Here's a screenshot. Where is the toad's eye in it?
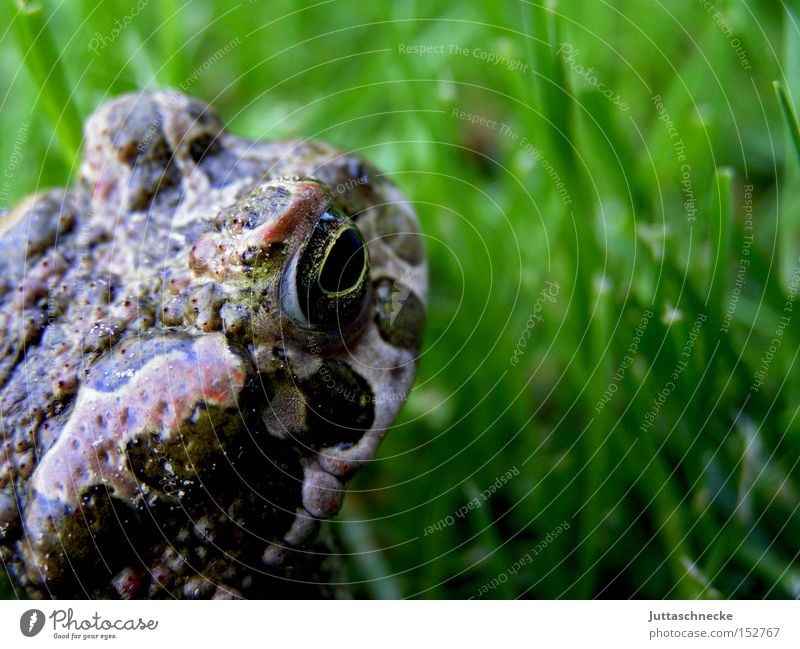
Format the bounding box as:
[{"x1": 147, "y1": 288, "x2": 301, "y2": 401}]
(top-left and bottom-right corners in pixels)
[
  {"x1": 317, "y1": 226, "x2": 366, "y2": 294},
  {"x1": 283, "y1": 207, "x2": 369, "y2": 330}
]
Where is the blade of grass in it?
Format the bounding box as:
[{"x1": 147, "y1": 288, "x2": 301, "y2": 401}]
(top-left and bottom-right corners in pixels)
[
  {"x1": 774, "y1": 81, "x2": 800, "y2": 167},
  {"x1": 706, "y1": 167, "x2": 734, "y2": 336},
  {"x1": 157, "y1": 0, "x2": 185, "y2": 87},
  {"x1": 463, "y1": 481, "x2": 516, "y2": 599},
  {"x1": 775, "y1": 78, "x2": 800, "y2": 286},
  {"x1": 8, "y1": 0, "x2": 82, "y2": 169},
  {"x1": 527, "y1": 0, "x2": 613, "y2": 598},
  {"x1": 737, "y1": 538, "x2": 800, "y2": 597},
  {"x1": 622, "y1": 411, "x2": 701, "y2": 598},
  {"x1": 337, "y1": 501, "x2": 403, "y2": 600}
]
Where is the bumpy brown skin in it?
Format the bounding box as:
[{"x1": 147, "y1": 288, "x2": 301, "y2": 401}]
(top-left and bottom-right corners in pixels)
[{"x1": 0, "y1": 91, "x2": 426, "y2": 598}]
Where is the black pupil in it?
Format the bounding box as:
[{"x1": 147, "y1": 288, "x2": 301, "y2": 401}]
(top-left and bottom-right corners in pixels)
[{"x1": 318, "y1": 228, "x2": 365, "y2": 293}]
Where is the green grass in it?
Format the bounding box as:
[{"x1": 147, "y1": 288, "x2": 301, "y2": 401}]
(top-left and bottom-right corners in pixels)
[{"x1": 2, "y1": 0, "x2": 800, "y2": 599}]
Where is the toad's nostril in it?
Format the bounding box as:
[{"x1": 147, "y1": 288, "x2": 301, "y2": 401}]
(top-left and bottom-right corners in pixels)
[{"x1": 188, "y1": 133, "x2": 221, "y2": 164}]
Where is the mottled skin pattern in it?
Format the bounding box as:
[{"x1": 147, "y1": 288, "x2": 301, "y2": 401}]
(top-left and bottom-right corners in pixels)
[{"x1": 0, "y1": 91, "x2": 426, "y2": 598}]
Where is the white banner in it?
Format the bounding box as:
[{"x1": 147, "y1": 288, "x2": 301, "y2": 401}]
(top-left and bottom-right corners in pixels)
[{"x1": 0, "y1": 600, "x2": 798, "y2": 648}]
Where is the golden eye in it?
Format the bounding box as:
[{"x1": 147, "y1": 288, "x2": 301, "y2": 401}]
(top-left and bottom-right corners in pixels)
[
  {"x1": 285, "y1": 207, "x2": 369, "y2": 330},
  {"x1": 317, "y1": 226, "x2": 367, "y2": 295}
]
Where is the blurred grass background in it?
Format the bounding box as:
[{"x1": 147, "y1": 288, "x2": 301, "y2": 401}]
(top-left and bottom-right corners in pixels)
[{"x1": 2, "y1": 0, "x2": 800, "y2": 599}]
